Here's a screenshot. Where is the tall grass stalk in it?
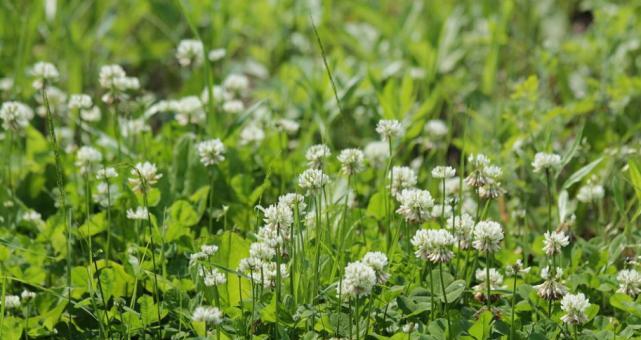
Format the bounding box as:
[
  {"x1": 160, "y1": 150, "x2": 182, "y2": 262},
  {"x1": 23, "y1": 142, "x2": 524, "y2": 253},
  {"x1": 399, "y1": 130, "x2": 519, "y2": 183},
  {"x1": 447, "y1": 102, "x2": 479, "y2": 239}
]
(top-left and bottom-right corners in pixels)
[{"x1": 41, "y1": 82, "x2": 74, "y2": 336}]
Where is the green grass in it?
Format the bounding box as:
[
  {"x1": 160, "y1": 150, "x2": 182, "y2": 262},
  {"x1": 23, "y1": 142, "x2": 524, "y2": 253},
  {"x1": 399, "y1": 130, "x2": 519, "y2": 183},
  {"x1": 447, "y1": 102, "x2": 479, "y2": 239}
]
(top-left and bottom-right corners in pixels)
[{"x1": 1, "y1": 0, "x2": 641, "y2": 339}]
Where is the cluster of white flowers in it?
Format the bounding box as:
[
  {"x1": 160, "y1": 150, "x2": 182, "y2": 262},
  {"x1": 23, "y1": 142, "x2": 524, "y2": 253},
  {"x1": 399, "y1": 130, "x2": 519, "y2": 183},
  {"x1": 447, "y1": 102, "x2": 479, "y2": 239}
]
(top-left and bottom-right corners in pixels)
[
  {"x1": 576, "y1": 181, "x2": 605, "y2": 203},
  {"x1": 239, "y1": 124, "x2": 265, "y2": 146},
  {"x1": 376, "y1": 119, "x2": 403, "y2": 141},
  {"x1": 201, "y1": 267, "x2": 227, "y2": 287},
  {"x1": 176, "y1": 39, "x2": 204, "y2": 67},
  {"x1": 448, "y1": 213, "x2": 474, "y2": 249},
  {"x1": 75, "y1": 146, "x2": 102, "y2": 175},
  {"x1": 68, "y1": 94, "x2": 93, "y2": 110},
  {"x1": 560, "y1": 293, "x2": 590, "y2": 325},
  {"x1": 99, "y1": 64, "x2": 140, "y2": 103},
  {"x1": 197, "y1": 139, "x2": 226, "y2": 166},
  {"x1": 431, "y1": 166, "x2": 456, "y2": 179},
  {"x1": 120, "y1": 118, "x2": 149, "y2": 138},
  {"x1": 1, "y1": 295, "x2": 21, "y2": 309},
  {"x1": 192, "y1": 306, "x2": 223, "y2": 325},
  {"x1": 30, "y1": 62, "x2": 59, "y2": 89},
  {"x1": 535, "y1": 266, "x2": 567, "y2": 300},
  {"x1": 473, "y1": 267, "x2": 504, "y2": 298},
  {"x1": 424, "y1": 119, "x2": 448, "y2": 138},
  {"x1": 464, "y1": 154, "x2": 503, "y2": 199},
  {"x1": 389, "y1": 166, "x2": 417, "y2": 197},
  {"x1": 94, "y1": 182, "x2": 119, "y2": 207},
  {"x1": 305, "y1": 144, "x2": 331, "y2": 169},
  {"x1": 472, "y1": 220, "x2": 504, "y2": 253},
  {"x1": 126, "y1": 206, "x2": 148, "y2": 220},
  {"x1": 338, "y1": 261, "x2": 377, "y2": 298},
  {"x1": 278, "y1": 193, "x2": 306, "y2": 211},
  {"x1": 298, "y1": 168, "x2": 330, "y2": 193},
  {"x1": 337, "y1": 148, "x2": 365, "y2": 176},
  {"x1": 364, "y1": 141, "x2": 389, "y2": 167},
  {"x1": 617, "y1": 269, "x2": 641, "y2": 296},
  {"x1": 22, "y1": 210, "x2": 43, "y2": 225},
  {"x1": 0, "y1": 101, "x2": 34, "y2": 131},
  {"x1": 362, "y1": 251, "x2": 389, "y2": 284},
  {"x1": 411, "y1": 229, "x2": 456, "y2": 263},
  {"x1": 395, "y1": 188, "x2": 434, "y2": 224},
  {"x1": 532, "y1": 152, "x2": 562, "y2": 173},
  {"x1": 129, "y1": 162, "x2": 162, "y2": 193},
  {"x1": 505, "y1": 259, "x2": 531, "y2": 277},
  {"x1": 543, "y1": 231, "x2": 570, "y2": 256},
  {"x1": 257, "y1": 202, "x2": 294, "y2": 248}
]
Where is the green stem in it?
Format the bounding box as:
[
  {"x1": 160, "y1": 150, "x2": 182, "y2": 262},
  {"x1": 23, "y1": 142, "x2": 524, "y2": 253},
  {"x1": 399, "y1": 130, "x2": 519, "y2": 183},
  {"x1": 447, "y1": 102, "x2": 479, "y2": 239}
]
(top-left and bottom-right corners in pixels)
[
  {"x1": 510, "y1": 271, "x2": 517, "y2": 340},
  {"x1": 439, "y1": 262, "x2": 452, "y2": 339},
  {"x1": 486, "y1": 251, "x2": 491, "y2": 309}
]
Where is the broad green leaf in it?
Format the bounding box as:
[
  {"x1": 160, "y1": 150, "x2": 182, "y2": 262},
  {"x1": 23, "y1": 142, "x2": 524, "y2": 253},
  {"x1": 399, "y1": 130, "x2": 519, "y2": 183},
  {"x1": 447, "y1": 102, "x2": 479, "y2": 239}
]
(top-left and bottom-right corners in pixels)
[{"x1": 561, "y1": 157, "x2": 603, "y2": 190}]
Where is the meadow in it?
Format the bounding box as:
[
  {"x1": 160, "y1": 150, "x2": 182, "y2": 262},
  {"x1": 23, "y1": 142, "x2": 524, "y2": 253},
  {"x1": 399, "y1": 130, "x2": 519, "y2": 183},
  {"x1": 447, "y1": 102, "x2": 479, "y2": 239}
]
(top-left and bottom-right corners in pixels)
[{"x1": 1, "y1": 0, "x2": 641, "y2": 339}]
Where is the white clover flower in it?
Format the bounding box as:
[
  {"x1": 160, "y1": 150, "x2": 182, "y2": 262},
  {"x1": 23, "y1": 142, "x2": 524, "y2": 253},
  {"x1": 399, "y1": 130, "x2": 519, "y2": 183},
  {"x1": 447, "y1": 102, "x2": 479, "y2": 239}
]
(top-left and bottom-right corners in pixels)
[
  {"x1": 473, "y1": 220, "x2": 504, "y2": 253},
  {"x1": 337, "y1": 148, "x2": 365, "y2": 176},
  {"x1": 298, "y1": 168, "x2": 329, "y2": 193},
  {"x1": 483, "y1": 165, "x2": 502, "y2": 179},
  {"x1": 176, "y1": 39, "x2": 204, "y2": 67},
  {"x1": 96, "y1": 167, "x2": 118, "y2": 180},
  {"x1": 261, "y1": 203, "x2": 293, "y2": 230},
  {"x1": 238, "y1": 257, "x2": 263, "y2": 273},
  {"x1": 0, "y1": 77, "x2": 13, "y2": 92},
  {"x1": 208, "y1": 48, "x2": 226, "y2": 62},
  {"x1": 278, "y1": 193, "x2": 307, "y2": 211},
  {"x1": 425, "y1": 119, "x2": 448, "y2": 137},
  {"x1": 376, "y1": 119, "x2": 403, "y2": 141},
  {"x1": 411, "y1": 229, "x2": 456, "y2": 263},
  {"x1": 120, "y1": 118, "x2": 149, "y2": 138},
  {"x1": 192, "y1": 306, "x2": 223, "y2": 325},
  {"x1": 68, "y1": 94, "x2": 93, "y2": 110},
  {"x1": 364, "y1": 141, "x2": 390, "y2": 167},
  {"x1": 222, "y1": 99, "x2": 244, "y2": 114},
  {"x1": 197, "y1": 139, "x2": 225, "y2": 166},
  {"x1": 443, "y1": 177, "x2": 462, "y2": 196},
  {"x1": 362, "y1": 251, "x2": 389, "y2": 284},
  {"x1": 505, "y1": 259, "x2": 531, "y2": 277},
  {"x1": 99, "y1": 65, "x2": 127, "y2": 89},
  {"x1": 252, "y1": 262, "x2": 289, "y2": 288},
  {"x1": 80, "y1": 106, "x2": 101, "y2": 122},
  {"x1": 30, "y1": 62, "x2": 59, "y2": 89},
  {"x1": 532, "y1": 152, "x2": 562, "y2": 173},
  {"x1": 223, "y1": 74, "x2": 249, "y2": 93},
  {"x1": 2, "y1": 295, "x2": 20, "y2": 309},
  {"x1": 0, "y1": 101, "x2": 34, "y2": 131},
  {"x1": 129, "y1": 162, "x2": 162, "y2": 193},
  {"x1": 395, "y1": 188, "x2": 433, "y2": 224},
  {"x1": 173, "y1": 96, "x2": 205, "y2": 125},
  {"x1": 431, "y1": 166, "x2": 456, "y2": 179},
  {"x1": 448, "y1": 213, "x2": 474, "y2": 249},
  {"x1": 20, "y1": 290, "x2": 36, "y2": 301},
  {"x1": 389, "y1": 166, "x2": 417, "y2": 197},
  {"x1": 473, "y1": 267, "x2": 504, "y2": 299},
  {"x1": 338, "y1": 261, "x2": 377, "y2": 298},
  {"x1": 560, "y1": 293, "x2": 590, "y2": 325},
  {"x1": 249, "y1": 242, "x2": 275, "y2": 261},
  {"x1": 22, "y1": 210, "x2": 43, "y2": 224},
  {"x1": 617, "y1": 269, "x2": 641, "y2": 296},
  {"x1": 126, "y1": 207, "x2": 148, "y2": 220},
  {"x1": 577, "y1": 183, "x2": 605, "y2": 203},
  {"x1": 468, "y1": 154, "x2": 490, "y2": 168},
  {"x1": 200, "y1": 85, "x2": 233, "y2": 104},
  {"x1": 93, "y1": 182, "x2": 119, "y2": 207},
  {"x1": 201, "y1": 244, "x2": 219, "y2": 256},
  {"x1": 275, "y1": 118, "x2": 300, "y2": 135},
  {"x1": 535, "y1": 266, "x2": 567, "y2": 300},
  {"x1": 203, "y1": 268, "x2": 227, "y2": 286},
  {"x1": 543, "y1": 231, "x2": 570, "y2": 256},
  {"x1": 239, "y1": 124, "x2": 265, "y2": 146},
  {"x1": 75, "y1": 146, "x2": 102, "y2": 174},
  {"x1": 305, "y1": 144, "x2": 331, "y2": 169}
]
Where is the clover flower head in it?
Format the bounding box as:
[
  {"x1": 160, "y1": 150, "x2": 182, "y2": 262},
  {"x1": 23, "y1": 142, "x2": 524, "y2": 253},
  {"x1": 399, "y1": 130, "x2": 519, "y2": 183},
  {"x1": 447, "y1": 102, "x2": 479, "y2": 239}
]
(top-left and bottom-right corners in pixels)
[
  {"x1": 617, "y1": 269, "x2": 641, "y2": 296},
  {"x1": 192, "y1": 306, "x2": 223, "y2": 325},
  {"x1": 560, "y1": 293, "x2": 590, "y2": 325},
  {"x1": 305, "y1": 144, "x2": 331, "y2": 169},
  {"x1": 197, "y1": 139, "x2": 226, "y2": 166},
  {"x1": 30, "y1": 62, "x2": 59, "y2": 89},
  {"x1": 411, "y1": 229, "x2": 456, "y2": 263},
  {"x1": 337, "y1": 148, "x2": 365, "y2": 175},
  {"x1": 432, "y1": 166, "x2": 456, "y2": 179},
  {"x1": 129, "y1": 162, "x2": 162, "y2": 192},
  {"x1": 338, "y1": 261, "x2": 377, "y2": 298},
  {"x1": 298, "y1": 168, "x2": 330, "y2": 193},
  {"x1": 0, "y1": 101, "x2": 34, "y2": 131},
  {"x1": 389, "y1": 166, "x2": 417, "y2": 197},
  {"x1": 532, "y1": 152, "x2": 561, "y2": 173},
  {"x1": 176, "y1": 39, "x2": 204, "y2": 67},
  {"x1": 395, "y1": 188, "x2": 433, "y2": 224},
  {"x1": 376, "y1": 119, "x2": 403, "y2": 140},
  {"x1": 543, "y1": 231, "x2": 570, "y2": 256},
  {"x1": 473, "y1": 220, "x2": 504, "y2": 253}
]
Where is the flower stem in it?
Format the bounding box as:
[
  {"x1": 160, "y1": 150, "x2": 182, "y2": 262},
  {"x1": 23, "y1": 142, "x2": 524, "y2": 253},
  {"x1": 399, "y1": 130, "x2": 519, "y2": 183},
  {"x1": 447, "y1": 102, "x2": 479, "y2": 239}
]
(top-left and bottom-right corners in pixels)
[{"x1": 439, "y1": 262, "x2": 452, "y2": 339}]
